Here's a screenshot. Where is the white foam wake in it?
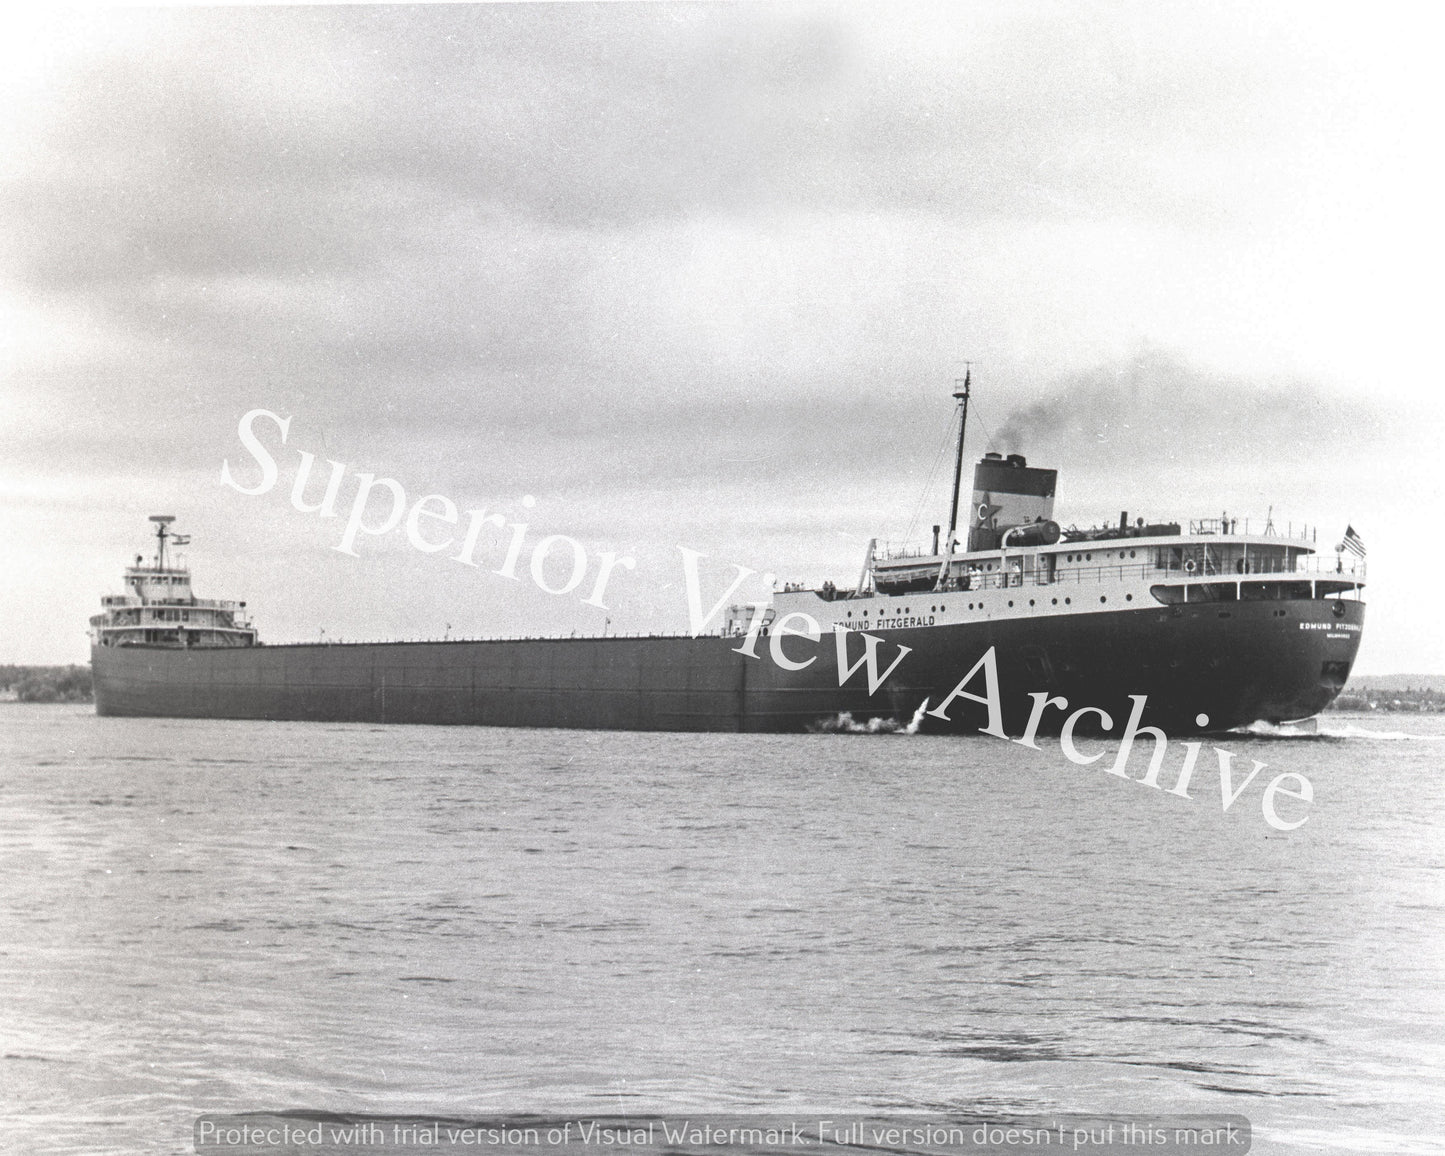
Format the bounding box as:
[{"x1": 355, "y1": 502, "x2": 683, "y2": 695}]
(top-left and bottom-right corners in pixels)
[
  {"x1": 811, "y1": 697, "x2": 931, "y2": 735},
  {"x1": 1234, "y1": 718, "x2": 1445, "y2": 741},
  {"x1": 811, "y1": 712, "x2": 902, "y2": 734}
]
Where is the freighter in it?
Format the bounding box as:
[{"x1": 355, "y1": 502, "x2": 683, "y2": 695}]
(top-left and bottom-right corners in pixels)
[{"x1": 90, "y1": 379, "x2": 1366, "y2": 735}]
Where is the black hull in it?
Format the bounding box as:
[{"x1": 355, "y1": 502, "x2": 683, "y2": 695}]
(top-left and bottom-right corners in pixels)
[
  {"x1": 92, "y1": 599, "x2": 1363, "y2": 736},
  {"x1": 93, "y1": 595, "x2": 1364, "y2": 731}
]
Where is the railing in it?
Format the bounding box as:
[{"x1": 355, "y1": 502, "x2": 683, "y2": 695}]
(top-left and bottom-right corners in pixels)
[
  {"x1": 101, "y1": 596, "x2": 241, "y2": 610},
  {"x1": 880, "y1": 517, "x2": 1320, "y2": 562},
  {"x1": 1185, "y1": 517, "x2": 1316, "y2": 542},
  {"x1": 1142, "y1": 552, "x2": 1363, "y2": 580},
  {"x1": 896, "y1": 553, "x2": 1364, "y2": 595},
  {"x1": 877, "y1": 542, "x2": 934, "y2": 562}
]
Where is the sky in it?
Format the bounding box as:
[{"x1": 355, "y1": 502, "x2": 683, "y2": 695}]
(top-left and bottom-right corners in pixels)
[{"x1": 2, "y1": 1, "x2": 1442, "y2": 673}]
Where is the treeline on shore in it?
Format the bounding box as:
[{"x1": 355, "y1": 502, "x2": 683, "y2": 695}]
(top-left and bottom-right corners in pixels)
[
  {"x1": 1330, "y1": 685, "x2": 1445, "y2": 713},
  {"x1": 0, "y1": 665, "x2": 93, "y2": 703}
]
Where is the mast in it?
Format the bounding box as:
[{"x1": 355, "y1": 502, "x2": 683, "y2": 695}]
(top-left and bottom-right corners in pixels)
[
  {"x1": 150, "y1": 515, "x2": 175, "y2": 572},
  {"x1": 945, "y1": 365, "x2": 972, "y2": 549}
]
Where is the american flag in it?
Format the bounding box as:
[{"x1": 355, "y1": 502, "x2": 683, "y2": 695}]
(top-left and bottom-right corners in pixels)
[{"x1": 1341, "y1": 525, "x2": 1366, "y2": 558}]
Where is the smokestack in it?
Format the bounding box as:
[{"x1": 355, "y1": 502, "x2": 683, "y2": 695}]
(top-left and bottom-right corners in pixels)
[
  {"x1": 932, "y1": 525, "x2": 940, "y2": 555},
  {"x1": 967, "y1": 454, "x2": 1058, "y2": 551},
  {"x1": 1120, "y1": 511, "x2": 1128, "y2": 531}
]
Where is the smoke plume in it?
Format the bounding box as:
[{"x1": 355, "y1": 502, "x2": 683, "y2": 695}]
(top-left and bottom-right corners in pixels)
[{"x1": 993, "y1": 349, "x2": 1381, "y2": 462}]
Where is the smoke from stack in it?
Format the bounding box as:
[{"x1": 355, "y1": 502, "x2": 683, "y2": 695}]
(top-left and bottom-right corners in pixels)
[{"x1": 991, "y1": 349, "x2": 1366, "y2": 462}]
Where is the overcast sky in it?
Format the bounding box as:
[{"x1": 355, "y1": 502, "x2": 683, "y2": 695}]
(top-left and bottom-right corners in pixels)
[{"x1": 3, "y1": 2, "x2": 1442, "y2": 672}]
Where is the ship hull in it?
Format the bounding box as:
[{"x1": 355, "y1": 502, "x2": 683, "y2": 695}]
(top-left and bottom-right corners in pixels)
[{"x1": 91, "y1": 597, "x2": 1364, "y2": 735}]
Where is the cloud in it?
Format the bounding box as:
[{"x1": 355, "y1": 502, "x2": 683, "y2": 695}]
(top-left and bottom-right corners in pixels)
[
  {"x1": 2, "y1": 3, "x2": 1439, "y2": 667},
  {"x1": 3, "y1": 3, "x2": 1317, "y2": 290},
  {"x1": 0, "y1": 3, "x2": 1347, "y2": 461}
]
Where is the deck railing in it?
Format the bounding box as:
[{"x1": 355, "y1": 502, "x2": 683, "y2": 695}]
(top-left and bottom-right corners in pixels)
[
  {"x1": 871, "y1": 552, "x2": 1364, "y2": 595},
  {"x1": 1185, "y1": 517, "x2": 1317, "y2": 542},
  {"x1": 861, "y1": 551, "x2": 1358, "y2": 601},
  {"x1": 878, "y1": 516, "x2": 1320, "y2": 563}
]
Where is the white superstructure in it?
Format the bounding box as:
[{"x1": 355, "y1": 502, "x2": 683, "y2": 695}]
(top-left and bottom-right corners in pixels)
[{"x1": 89, "y1": 516, "x2": 257, "y2": 649}]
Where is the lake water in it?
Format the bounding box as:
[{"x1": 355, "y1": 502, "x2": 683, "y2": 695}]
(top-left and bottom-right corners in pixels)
[{"x1": 1, "y1": 705, "x2": 1442, "y2": 1155}]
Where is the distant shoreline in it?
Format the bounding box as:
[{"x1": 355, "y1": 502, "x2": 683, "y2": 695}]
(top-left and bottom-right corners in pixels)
[
  {"x1": 1329, "y1": 686, "x2": 1444, "y2": 713},
  {"x1": 0, "y1": 665, "x2": 92, "y2": 704}
]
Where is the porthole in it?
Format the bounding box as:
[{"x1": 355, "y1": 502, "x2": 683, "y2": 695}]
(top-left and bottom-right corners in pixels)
[
  {"x1": 1051, "y1": 598, "x2": 1058, "y2": 605},
  {"x1": 1100, "y1": 596, "x2": 1107, "y2": 603},
  {"x1": 1065, "y1": 597, "x2": 1071, "y2": 605},
  {"x1": 1125, "y1": 594, "x2": 1133, "y2": 601},
  {"x1": 1008, "y1": 600, "x2": 1014, "y2": 607},
  {"x1": 1028, "y1": 599, "x2": 1035, "y2": 606},
  {"x1": 1130, "y1": 550, "x2": 1137, "y2": 558},
  {"x1": 1086, "y1": 553, "x2": 1092, "y2": 561},
  {"x1": 846, "y1": 611, "x2": 852, "y2": 618}
]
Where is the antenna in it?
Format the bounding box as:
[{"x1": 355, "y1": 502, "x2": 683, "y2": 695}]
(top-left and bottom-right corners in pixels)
[{"x1": 946, "y1": 364, "x2": 973, "y2": 548}]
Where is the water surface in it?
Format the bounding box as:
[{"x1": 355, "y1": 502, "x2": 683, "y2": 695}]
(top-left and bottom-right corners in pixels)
[{"x1": 1, "y1": 706, "x2": 1441, "y2": 1154}]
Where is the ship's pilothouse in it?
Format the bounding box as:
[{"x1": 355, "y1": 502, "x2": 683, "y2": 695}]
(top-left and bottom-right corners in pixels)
[
  {"x1": 89, "y1": 516, "x2": 257, "y2": 649},
  {"x1": 729, "y1": 374, "x2": 1366, "y2": 637}
]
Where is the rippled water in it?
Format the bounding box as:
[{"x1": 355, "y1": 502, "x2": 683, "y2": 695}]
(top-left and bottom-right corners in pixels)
[{"x1": 1, "y1": 705, "x2": 1442, "y2": 1155}]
